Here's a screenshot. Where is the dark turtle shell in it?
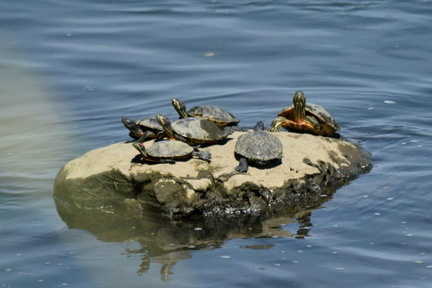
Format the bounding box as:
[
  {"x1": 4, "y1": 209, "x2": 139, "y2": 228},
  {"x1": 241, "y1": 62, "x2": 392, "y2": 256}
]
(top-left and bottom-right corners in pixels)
[
  {"x1": 172, "y1": 118, "x2": 231, "y2": 145},
  {"x1": 235, "y1": 131, "x2": 283, "y2": 164},
  {"x1": 146, "y1": 140, "x2": 194, "y2": 160},
  {"x1": 133, "y1": 140, "x2": 194, "y2": 163},
  {"x1": 122, "y1": 115, "x2": 163, "y2": 140},
  {"x1": 133, "y1": 138, "x2": 211, "y2": 163},
  {"x1": 278, "y1": 102, "x2": 340, "y2": 136},
  {"x1": 136, "y1": 116, "x2": 163, "y2": 131},
  {"x1": 172, "y1": 98, "x2": 239, "y2": 129},
  {"x1": 187, "y1": 105, "x2": 240, "y2": 128}
]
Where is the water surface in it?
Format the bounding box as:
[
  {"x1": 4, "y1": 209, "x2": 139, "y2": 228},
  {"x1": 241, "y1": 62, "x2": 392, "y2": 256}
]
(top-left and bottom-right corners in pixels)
[{"x1": 1, "y1": 0, "x2": 431, "y2": 287}]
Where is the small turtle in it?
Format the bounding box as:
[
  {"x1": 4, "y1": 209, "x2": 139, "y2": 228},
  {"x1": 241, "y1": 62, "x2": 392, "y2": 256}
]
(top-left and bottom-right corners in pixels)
[
  {"x1": 121, "y1": 116, "x2": 163, "y2": 141},
  {"x1": 234, "y1": 121, "x2": 283, "y2": 173},
  {"x1": 268, "y1": 91, "x2": 340, "y2": 136},
  {"x1": 171, "y1": 98, "x2": 240, "y2": 129},
  {"x1": 156, "y1": 113, "x2": 233, "y2": 146},
  {"x1": 133, "y1": 140, "x2": 211, "y2": 164}
]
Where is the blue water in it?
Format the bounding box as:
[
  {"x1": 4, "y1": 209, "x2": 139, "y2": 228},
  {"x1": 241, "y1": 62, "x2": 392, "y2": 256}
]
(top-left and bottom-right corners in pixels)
[{"x1": 1, "y1": 0, "x2": 432, "y2": 287}]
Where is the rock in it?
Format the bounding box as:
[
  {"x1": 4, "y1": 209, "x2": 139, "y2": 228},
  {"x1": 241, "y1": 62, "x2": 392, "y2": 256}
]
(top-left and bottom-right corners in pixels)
[{"x1": 53, "y1": 131, "x2": 372, "y2": 221}]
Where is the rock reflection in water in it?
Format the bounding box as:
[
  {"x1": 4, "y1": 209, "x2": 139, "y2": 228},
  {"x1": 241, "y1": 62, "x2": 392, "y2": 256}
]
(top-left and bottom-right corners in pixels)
[{"x1": 55, "y1": 189, "x2": 334, "y2": 282}]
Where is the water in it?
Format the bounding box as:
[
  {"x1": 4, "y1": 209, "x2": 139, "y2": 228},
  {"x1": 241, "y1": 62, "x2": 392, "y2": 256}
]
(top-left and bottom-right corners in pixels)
[{"x1": 1, "y1": 0, "x2": 431, "y2": 287}]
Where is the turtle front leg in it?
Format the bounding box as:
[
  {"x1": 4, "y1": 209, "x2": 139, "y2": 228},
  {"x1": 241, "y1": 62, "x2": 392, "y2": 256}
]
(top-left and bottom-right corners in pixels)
[
  {"x1": 192, "y1": 150, "x2": 212, "y2": 162},
  {"x1": 268, "y1": 116, "x2": 286, "y2": 132},
  {"x1": 155, "y1": 131, "x2": 166, "y2": 141},
  {"x1": 155, "y1": 130, "x2": 187, "y2": 142},
  {"x1": 137, "y1": 130, "x2": 155, "y2": 143},
  {"x1": 221, "y1": 126, "x2": 235, "y2": 137},
  {"x1": 304, "y1": 115, "x2": 321, "y2": 133},
  {"x1": 235, "y1": 157, "x2": 249, "y2": 173}
]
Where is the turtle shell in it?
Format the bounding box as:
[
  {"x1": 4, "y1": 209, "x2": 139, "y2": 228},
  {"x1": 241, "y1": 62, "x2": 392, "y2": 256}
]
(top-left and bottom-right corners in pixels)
[
  {"x1": 235, "y1": 131, "x2": 283, "y2": 165},
  {"x1": 187, "y1": 105, "x2": 240, "y2": 128},
  {"x1": 136, "y1": 116, "x2": 163, "y2": 131},
  {"x1": 172, "y1": 118, "x2": 229, "y2": 145},
  {"x1": 278, "y1": 102, "x2": 340, "y2": 136},
  {"x1": 147, "y1": 140, "x2": 193, "y2": 160}
]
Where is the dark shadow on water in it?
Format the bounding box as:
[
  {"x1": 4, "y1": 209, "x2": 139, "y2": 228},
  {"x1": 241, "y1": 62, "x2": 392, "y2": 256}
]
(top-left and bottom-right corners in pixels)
[{"x1": 54, "y1": 187, "x2": 336, "y2": 282}]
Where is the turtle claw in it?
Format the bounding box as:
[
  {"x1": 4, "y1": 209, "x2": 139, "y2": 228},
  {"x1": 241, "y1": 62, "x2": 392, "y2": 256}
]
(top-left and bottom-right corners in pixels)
[
  {"x1": 235, "y1": 158, "x2": 249, "y2": 173},
  {"x1": 222, "y1": 126, "x2": 235, "y2": 137},
  {"x1": 193, "y1": 151, "x2": 212, "y2": 162}
]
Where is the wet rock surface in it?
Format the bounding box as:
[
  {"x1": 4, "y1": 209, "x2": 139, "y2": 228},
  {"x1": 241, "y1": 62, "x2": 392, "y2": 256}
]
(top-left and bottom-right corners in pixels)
[{"x1": 54, "y1": 131, "x2": 372, "y2": 221}]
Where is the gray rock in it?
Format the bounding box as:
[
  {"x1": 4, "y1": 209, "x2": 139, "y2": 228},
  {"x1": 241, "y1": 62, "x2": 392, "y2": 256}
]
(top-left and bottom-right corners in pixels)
[{"x1": 54, "y1": 131, "x2": 371, "y2": 221}]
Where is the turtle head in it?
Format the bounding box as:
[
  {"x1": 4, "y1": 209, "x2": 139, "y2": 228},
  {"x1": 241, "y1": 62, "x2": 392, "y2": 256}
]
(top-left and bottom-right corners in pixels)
[
  {"x1": 253, "y1": 121, "x2": 265, "y2": 131},
  {"x1": 171, "y1": 98, "x2": 188, "y2": 118},
  {"x1": 293, "y1": 90, "x2": 306, "y2": 122},
  {"x1": 121, "y1": 116, "x2": 144, "y2": 139},
  {"x1": 156, "y1": 114, "x2": 175, "y2": 139},
  {"x1": 132, "y1": 141, "x2": 148, "y2": 158}
]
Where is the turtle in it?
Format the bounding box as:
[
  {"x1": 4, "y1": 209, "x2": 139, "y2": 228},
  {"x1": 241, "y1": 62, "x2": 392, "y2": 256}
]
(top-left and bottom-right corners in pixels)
[
  {"x1": 156, "y1": 113, "x2": 233, "y2": 146},
  {"x1": 268, "y1": 91, "x2": 340, "y2": 137},
  {"x1": 171, "y1": 98, "x2": 240, "y2": 129},
  {"x1": 234, "y1": 121, "x2": 283, "y2": 173},
  {"x1": 121, "y1": 116, "x2": 163, "y2": 141},
  {"x1": 132, "y1": 140, "x2": 211, "y2": 164}
]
